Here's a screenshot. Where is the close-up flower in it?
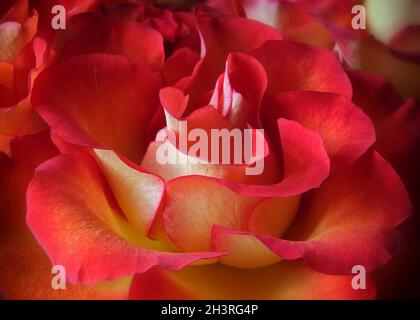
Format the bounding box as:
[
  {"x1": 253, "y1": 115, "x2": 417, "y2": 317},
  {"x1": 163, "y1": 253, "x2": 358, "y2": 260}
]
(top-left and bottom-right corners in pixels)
[{"x1": 0, "y1": 0, "x2": 419, "y2": 300}]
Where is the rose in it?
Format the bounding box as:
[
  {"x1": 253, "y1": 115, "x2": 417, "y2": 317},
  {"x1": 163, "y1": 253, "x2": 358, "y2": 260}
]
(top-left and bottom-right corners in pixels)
[
  {"x1": 28, "y1": 3, "x2": 410, "y2": 298},
  {"x1": 0, "y1": 0, "x2": 419, "y2": 299}
]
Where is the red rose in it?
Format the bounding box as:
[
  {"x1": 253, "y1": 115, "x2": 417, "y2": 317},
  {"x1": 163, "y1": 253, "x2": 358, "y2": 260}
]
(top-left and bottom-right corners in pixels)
[{"x1": 0, "y1": 0, "x2": 419, "y2": 299}]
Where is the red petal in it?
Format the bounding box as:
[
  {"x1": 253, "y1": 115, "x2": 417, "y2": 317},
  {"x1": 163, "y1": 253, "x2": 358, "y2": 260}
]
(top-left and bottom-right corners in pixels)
[
  {"x1": 32, "y1": 53, "x2": 162, "y2": 162},
  {"x1": 182, "y1": 16, "x2": 282, "y2": 107},
  {"x1": 141, "y1": 104, "x2": 281, "y2": 186},
  {"x1": 223, "y1": 151, "x2": 411, "y2": 275},
  {"x1": 261, "y1": 91, "x2": 376, "y2": 171},
  {"x1": 250, "y1": 40, "x2": 352, "y2": 98},
  {"x1": 162, "y1": 47, "x2": 200, "y2": 86},
  {"x1": 220, "y1": 118, "x2": 330, "y2": 197},
  {"x1": 0, "y1": 10, "x2": 38, "y2": 63},
  {"x1": 209, "y1": 52, "x2": 267, "y2": 127},
  {"x1": 26, "y1": 151, "x2": 224, "y2": 285},
  {"x1": 129, "y1": 262, "x2": 376, "y2": 300},
  {"x1": 350, "y1": 70, "x2": 420, "y2": 201},
  {"x1": 59, "y1": 12, "x2": 164, "y2": 69},
  {"x1": 0, "y1": 133, "x2": 133, "y2": 299}
]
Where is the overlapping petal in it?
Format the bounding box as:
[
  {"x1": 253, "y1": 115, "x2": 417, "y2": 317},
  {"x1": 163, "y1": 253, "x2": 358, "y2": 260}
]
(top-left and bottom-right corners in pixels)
[
  {"x1": 32, "y1": 53, "x2": 162, "y2": 161},
  {"x1": 129, "y1": 262, "x2": 376, "y2": 300},
  {"x1": 58, "y1": 10, "x2": 165, "y2": 69},
  {"x1": 26, "y1": 151, "x2": 225, "y2": 285},
  {"x1": 212, "y1": 151, "x2": 411, "y2": 275},
  {"x1": 250, "y1": 40, "x2": 353, "y2": 98},
  {"x1": 0, "y1": 133, "x2": 129, "y2": 299},
  {"x1": 179, "y1": 16, "x2": 282, "y2": 107},
  {"x1": 261, "y1": 91, "x2": 376, "y2": 171},
  {"x1": 0, "y1": 1, "x2": 37, "y2": 63},
  {"x1": 0, "y1": 0, "x2": 416, "y2": 300}
]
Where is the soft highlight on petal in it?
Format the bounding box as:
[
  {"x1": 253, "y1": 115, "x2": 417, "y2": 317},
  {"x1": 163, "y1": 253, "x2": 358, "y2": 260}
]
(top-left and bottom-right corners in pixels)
[
  {"x1": 26, "y1": 152, "x2": 224, "y2": 285},
  {"x1": 32, "y1": 53, "x2": 162, "y2": 161}
]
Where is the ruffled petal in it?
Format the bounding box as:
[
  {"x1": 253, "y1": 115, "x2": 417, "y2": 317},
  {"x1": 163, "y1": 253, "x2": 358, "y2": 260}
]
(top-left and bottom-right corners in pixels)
[
  {"x1": 59, "y1": 12, "x2": 164, "y2": 69},
  {"x1": 94, "y1": 149, "x2": 165, "y2": 237},
  {"x1": 181, "y1": 16, "x2": 282, "y2": 107},
  {"x1": 163, "y1": 175, "x2": 260, "y2": 252},
  {"x1": 250, "y1": 40, "x2": 352, "y2": 98},
  {"x1": 221, "y1": 151, "x2": 411, "y2": 275},
  {"x1": 261, "y1": 91, "x2": 376, "y2": 171},
  {"x1": 209, "y1": 52, "x2": 267, "y2": 127},
  {"x1": 0, "y1": 133, "x2": 130, "y2": 299},
  {"x1": 220, "y1": 118, "x2": 330, "y2": 197},
  {"x1": 26, "y1": 151, "x2": 225, "y2": 285},
  {"x1": 32, "y1": 53, "x2": 162, "y2": 161},
  {"x1": 0, "y1": 9, "x2": 37, "y2": 62}
]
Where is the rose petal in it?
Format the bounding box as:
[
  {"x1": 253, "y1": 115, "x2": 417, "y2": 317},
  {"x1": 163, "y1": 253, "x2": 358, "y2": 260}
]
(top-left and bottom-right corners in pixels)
[
  {"x1": 182, "y1": 16, "x2": 282, "y2": 107},
  {"x1": 0, "y1": 10, "x2": 37, "y2": 62},
  {"x1": 94, "y1": 149, "x2": 165, "y2": 237},
  {"x1": 348, "y1": 69, "x2": 403, "y2": 120},
  {"x1": 220, "y1": 118, "x2": 330, "y2": 197},
  {"x1": 0, "y1": 133, "x2": 132, "y2": 299},
  {"x1": 129, "y1": 262, "x2": 376, "y2": 299},
  {"x1": 250, "y1": 40, "x2": 352, "y2": 98},
  {"x1": 32, "y1": 53, "x2": 162, "y2": 161},
  {"x1": 0, "y1": 234, "x2": 132, "y2": 299},
  {"x1": 349, "y1": 70, "x2": 420, "y2": 200},
  {"x1": 247, "y1": 196, "x2": 301, "y2": 237},
  {"x1": 209, "y1": 52, "x2": 267, "y2": 127},
  {"x1": 0, "y1": 61, "x2": 14, "y2": 91},
  {"x1": 142, "y1": 104, "x2": 280, "y2": 186},
  {"x1": 212, "y1": 226, "x2": 281, "y2": 268},
  {"x1": 160, "y1": 86, "x2": 189, "y2": 131},
  {"x1": 60, "y1": 13, "x2": 164, "y2": 69},
  {"x1": 0, "y1": 84, "x2": 16, "y2": 108},
  {"x1": 163, "y1": 176, "x2": 261, "y2": 252},
  {"x1": 226, "y1": 151, "x2": 411, "y2": 275},
  {"x1": 143, "y1": 117, "x2": 329, "y2": 198},
  {"x1": 1, "y1": 132, "x2": 58, "y2": 231},
  {"x1": 162, "y1": 47, "x2": 200, "y2": 86},
  {"x1": 26, "y1": 151, "x2": 224, "y2": 285},
  {"x1": 261, "y1": 91, "x2": 376, "y2": 171},
  {"x1": 1, "y1": 0, "x2": 29, "y2": 24}
]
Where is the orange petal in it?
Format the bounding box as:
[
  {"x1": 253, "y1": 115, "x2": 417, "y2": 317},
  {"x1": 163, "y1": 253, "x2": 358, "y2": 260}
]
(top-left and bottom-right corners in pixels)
[
  {"x1": 26, "y1": 151, "x2": 224, "y2": 284},
  {"x1": 129, "y1": 262, "x2": 376, "y2": 300},
  {"x1": 163, "y1": 175, "x2": 260, "y2": 252},
  {"x1": 94, "y1": 149, "x2": 164, "y2": 236}
]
